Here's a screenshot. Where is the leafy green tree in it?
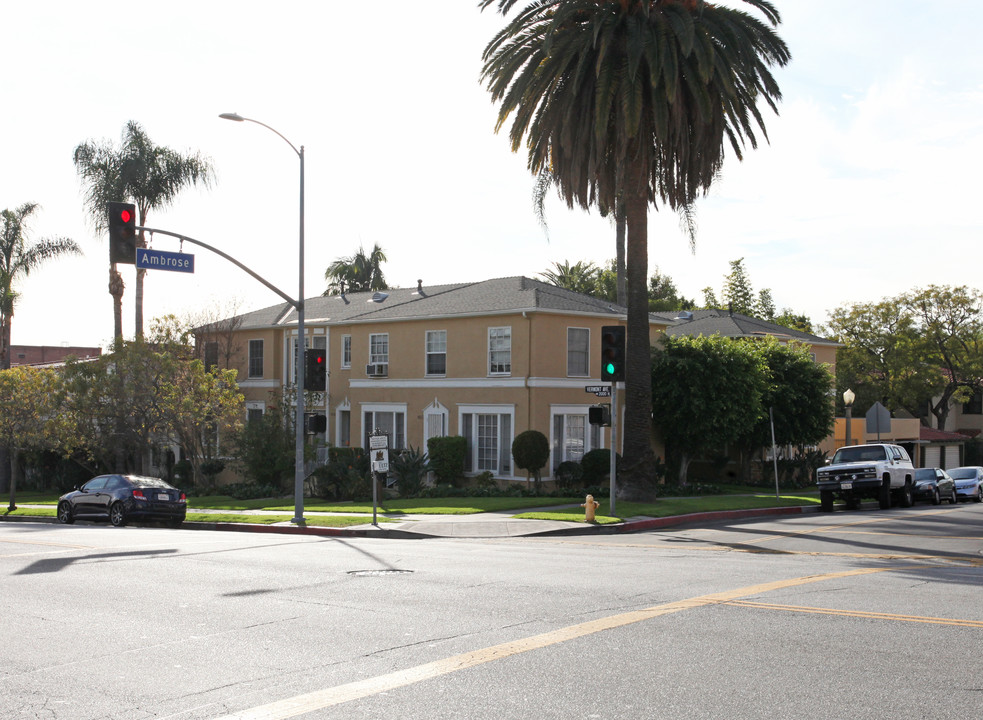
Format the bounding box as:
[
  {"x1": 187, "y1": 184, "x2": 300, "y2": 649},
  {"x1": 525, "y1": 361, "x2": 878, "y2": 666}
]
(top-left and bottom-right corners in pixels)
[
  {"x1": 902, "y1": 285, "x2": 983, "y2": 430},
  {"x1": 757, "y1": 289, "x2": 776, "y2": 321},
  {"x1": 649, "y1": 267, "x2": 694, "y2": 313},
  {"x1": 230, "y1": 393, "x2": 295, "y2": 490},
  {"x1": 73, "y1": 121, "x2": 215, "y2": 339},
  {"x1": 0, "y1": 366, "x2": 75, "y2": 509},
  {"x1": 323, "y1": 243, "x2": 388, "y2": 295},
  {"x1": 60, "y1": 317, "x2": 242, "y2": 477},
  {"x1": 702, "y1": 287, "x2": 720, "y2": 310},
  {"x1": 480, "y1": 0, "x2": 789, "y2": 492},
  {"x1": 1, "y1": 203, "x2": 80, "y2": 370},
  {"x1": 651, "y1": 334, "x2": 768, "y2": 485},
  {"x1": 734, "y1": 338, "x2": 834, "y2": 481},
  {"x1": 773, "y1": 310, "x2": 814, "y2": 334},
  {"x1": 722, "y1": 258, "x2": 757, "y2": 316},
  {"x1": 825, "y1": 297, "x2": 935, "y2": 421}
]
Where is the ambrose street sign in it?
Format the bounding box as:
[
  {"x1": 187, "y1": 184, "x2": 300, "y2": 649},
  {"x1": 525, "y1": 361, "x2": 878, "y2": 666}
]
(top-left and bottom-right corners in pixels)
[{"x1": 136, "y1": 248, "x2": 195, "y2": 273}]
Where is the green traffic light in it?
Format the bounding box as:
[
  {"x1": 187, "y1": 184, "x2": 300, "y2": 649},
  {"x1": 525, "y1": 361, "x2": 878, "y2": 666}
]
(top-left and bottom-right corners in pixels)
[{"x1": 605, "y1": 362, "x2": 616, "y2": 375}]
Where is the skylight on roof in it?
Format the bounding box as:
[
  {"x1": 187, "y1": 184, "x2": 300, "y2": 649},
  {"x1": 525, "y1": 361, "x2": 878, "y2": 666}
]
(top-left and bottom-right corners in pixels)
[{"x1": 369, "y1": 292, "x2": 389, "y2": 303}]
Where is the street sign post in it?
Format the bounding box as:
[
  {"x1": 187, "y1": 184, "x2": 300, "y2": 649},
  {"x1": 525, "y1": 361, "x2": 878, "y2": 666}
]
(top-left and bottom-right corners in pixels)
[{"x1": 368, "y1": 431, "x2": 389, "y2": 525}]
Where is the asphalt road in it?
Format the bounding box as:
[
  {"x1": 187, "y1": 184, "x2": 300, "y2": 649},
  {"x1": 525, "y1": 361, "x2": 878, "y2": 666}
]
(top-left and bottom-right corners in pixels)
[{"x1": 3, "y1": 502, "x2": 982, "y2": 719}]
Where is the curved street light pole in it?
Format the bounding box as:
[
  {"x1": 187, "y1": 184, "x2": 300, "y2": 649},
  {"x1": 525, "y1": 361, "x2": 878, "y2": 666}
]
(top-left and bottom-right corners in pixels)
[{"x1": 220, "y1": 113, "x2": 306, "y2": 525}]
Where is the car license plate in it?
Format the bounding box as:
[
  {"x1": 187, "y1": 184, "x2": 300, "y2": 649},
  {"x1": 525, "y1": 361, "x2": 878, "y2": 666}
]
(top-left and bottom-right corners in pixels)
[
  {"x1": 840, "y1": 482, "x2": 852, "y2": 490},
  {"x1": 158, "y1": 493, "x2": 169, "y2": 501}
]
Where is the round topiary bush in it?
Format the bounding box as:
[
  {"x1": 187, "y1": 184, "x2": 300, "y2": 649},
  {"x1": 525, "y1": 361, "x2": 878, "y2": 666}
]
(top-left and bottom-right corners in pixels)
[
  {"x1": 581, "y1": 448, "x2": 620, "y2": 486},
  {"x1": 511, "y1": 429, "x2": 550, "y2": 494},
  {"x1": 554, "y1": 460, "x2": 584, "y2": 492}
]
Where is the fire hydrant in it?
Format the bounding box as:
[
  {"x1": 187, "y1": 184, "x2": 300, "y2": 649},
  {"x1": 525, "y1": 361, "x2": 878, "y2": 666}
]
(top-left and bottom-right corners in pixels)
[{"x1": 582, "y1": 494, "x2": 600, "y2": 522}]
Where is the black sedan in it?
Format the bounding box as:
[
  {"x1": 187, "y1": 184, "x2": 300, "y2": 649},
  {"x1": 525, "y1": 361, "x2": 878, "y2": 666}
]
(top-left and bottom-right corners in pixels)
[
  {"x1": 913, "y1": 467, "x2": 957, "y2": 505},
  {"x1": 57, "y1": 474, "x2": 187, "y2": 527}
]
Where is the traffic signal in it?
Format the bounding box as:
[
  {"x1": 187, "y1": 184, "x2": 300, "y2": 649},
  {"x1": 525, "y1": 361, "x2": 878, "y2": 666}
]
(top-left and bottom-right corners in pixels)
[
  {"x1": 304, "y1": 348, "x2": 326, "y2": 390},
  {"x1": 600, "y1": 325, "x2": 626, "y2": 382},
  {"x1": 305, "y1": 413, "x2": 327, "y2": 434},
  {"x1": 108, "y1": 202, "x2": 136, "y2": 264},
  {"x1": 588, "y1": 404, "x2": 611, "y2": 427}
]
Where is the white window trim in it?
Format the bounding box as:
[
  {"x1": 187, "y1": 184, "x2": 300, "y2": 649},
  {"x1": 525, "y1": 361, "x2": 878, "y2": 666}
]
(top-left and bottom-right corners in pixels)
[
  {"x1": 425, "y1": 329, "x2": 447, "y2": 377},
  {"x1": 550, "y1": 405, "x2": 604, "y2": 476},
  {"x1": 567, "y1": 327, "x2": 590, "y2": 378},
  {"x1": 361, "y1": 402, "x2": 407, "y2": 449},
  {"x1": 488, "y1": 326, "x2": 512, "y2": 377},
  {"x1": 341, "y1": 335, "x2": 351, "y2": 369},
  {"x1": 335, "y1": 398, "x2": 351, "y2": 448},
  {"x1": 247, "y1": 338, "x2": 264, "y2": 379},
  {"x1": 369, "y1": 333, "x2": 390, "y2": 368},
  {"x1": 458, "y1": 404, "x2": 515, "y2": 477}
]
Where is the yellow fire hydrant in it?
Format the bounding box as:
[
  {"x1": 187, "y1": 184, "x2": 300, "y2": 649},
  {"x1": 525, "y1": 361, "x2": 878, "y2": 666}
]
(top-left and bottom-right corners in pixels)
[{"x1": 582, "y1": 494, "x2": 600, "y2": 522}]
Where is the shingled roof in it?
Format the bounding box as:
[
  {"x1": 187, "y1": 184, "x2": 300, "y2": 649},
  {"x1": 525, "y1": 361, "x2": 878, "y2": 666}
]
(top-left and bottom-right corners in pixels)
[
  {"x1": 664, "y1": 308, "x2": 838, "y2": 346},
  {"x1": 231, "y1": 276, "x2": 629, "y2": 330}
]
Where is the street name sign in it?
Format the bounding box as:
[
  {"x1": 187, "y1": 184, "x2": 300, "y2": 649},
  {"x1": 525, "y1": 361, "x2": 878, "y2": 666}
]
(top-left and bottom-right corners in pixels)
[
  {"x1": 136, "y1": 248, "x2": 195, "y2": 273},
  {"x1": 585, "y1": 385, "x2": 612, "y2": 397}
]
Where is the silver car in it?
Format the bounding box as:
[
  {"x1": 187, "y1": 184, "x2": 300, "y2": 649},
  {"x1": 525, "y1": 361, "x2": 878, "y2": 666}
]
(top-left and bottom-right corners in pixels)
[{"x1": 946, "y1": 466, "x2": 983, "y2": 502}]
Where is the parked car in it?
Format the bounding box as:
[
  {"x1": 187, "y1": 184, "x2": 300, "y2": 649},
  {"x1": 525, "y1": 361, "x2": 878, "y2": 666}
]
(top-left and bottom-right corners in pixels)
[
  {"x1": 947, "y1": 466, "x2": 983, "y2": 503},
  {"x1": 913, "y1": 468, "x2": 957, "y2": 505},
  {"x1": 57, "y1": 474, "x2": 187, "y2": 527}
]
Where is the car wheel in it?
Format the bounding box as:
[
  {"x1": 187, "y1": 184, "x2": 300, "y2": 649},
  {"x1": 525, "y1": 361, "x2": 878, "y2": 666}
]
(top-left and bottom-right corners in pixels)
[
  {"x1": 109, "y1": 502, "x2": 127, "y2": 527},
  {"x1": 899, "y1": 482, "x2": 914, "y2": 508},
  {"x1": 820, "y1": 490, "x2": 834, "y2": 512},
  {"x1": 950, "y1": 488, "x2": 958, "y2": 504},
  {"x1": 57, "y1": 501, "x2": 75, "y2": 524},
  {"x1": 878, "y1": 480, "x2": 892, "y2": 510},
  {"x1": 975, "y1": 485, "x2": 982, "y2": 503},
  {"x1": 932, "y1": 488, "x2": 941, "y2": 505}
]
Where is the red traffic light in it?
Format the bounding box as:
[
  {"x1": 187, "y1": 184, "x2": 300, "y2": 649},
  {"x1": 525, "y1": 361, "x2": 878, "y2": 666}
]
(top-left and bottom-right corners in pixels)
[{"x1": 119, "y1": 208, "x2": 132, "y2": 223}]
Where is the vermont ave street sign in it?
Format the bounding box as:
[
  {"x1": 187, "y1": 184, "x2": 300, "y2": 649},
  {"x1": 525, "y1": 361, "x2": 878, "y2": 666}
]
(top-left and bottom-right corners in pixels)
[{"x1": 136, "y1": 248, "x2": 195, "y2": 273}]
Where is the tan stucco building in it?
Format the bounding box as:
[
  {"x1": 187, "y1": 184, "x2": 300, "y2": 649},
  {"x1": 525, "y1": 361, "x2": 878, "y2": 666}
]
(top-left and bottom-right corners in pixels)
[{"x1": 201, "y1": 277, "x2": 840, "y2": 484}]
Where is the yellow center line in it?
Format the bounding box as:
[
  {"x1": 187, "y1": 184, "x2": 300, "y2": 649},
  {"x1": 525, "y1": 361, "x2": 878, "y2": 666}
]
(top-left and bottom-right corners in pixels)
[
  {"x1": 723, "y1": 600, "x2": 983, "y2": 628},
  {"x1": 213, "y1": 568, "x2": 890, "y2": 720}
]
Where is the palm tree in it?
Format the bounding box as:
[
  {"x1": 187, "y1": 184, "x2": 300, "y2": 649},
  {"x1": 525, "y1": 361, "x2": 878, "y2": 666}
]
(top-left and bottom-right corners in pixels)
[
  {"x1": 1, "y1": 203, "x2": 81, "y2": 370},
  {"x1": 539, "y1": 259, "x2": 601, "y2": 296},
  {"x1": 74, "y1": 121, "x2": 214, "y2": 340},
  {"x1": 480, "y1": 0, "x2": 789, "y2": 490},
  {"x1": 323, "y1": 244, "x2": 389, "y2": 295}
]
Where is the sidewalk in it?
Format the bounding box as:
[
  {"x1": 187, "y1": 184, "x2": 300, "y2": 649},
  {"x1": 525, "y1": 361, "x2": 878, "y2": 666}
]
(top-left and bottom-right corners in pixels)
[{"x1": 4, "y1": 503, "x2": 817, "y2": 539}]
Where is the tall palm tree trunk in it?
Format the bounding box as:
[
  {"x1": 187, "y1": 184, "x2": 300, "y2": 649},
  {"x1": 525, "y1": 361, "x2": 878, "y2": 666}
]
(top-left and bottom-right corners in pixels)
[
  {"x1": 621, "y1": 189, "x2": 656, "y2": 495},
  {"x1": 110, "y1": 266, "x2": 124, "y2": 341},
  {"x1": 615, "y1": 196, "x2": 626, "y2": 307}
]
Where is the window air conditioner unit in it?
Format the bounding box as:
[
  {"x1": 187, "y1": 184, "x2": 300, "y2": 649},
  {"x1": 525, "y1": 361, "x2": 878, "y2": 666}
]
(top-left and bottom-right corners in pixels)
[{"x1": 366, "y1": 363, "x2": 388, "y2": 377}]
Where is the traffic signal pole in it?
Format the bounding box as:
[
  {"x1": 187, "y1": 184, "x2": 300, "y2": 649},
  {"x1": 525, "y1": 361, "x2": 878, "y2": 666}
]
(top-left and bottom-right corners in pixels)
[{"x1": 609, "y1": 381, "x2": 618, "y2": 517}]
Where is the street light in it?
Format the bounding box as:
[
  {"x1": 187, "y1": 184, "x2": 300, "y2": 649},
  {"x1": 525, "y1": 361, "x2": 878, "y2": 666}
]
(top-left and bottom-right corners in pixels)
[
  {"x1": 843, "y1": 388, "x2": 856, "y2": 447},
  {"x1": 221, "y1": 112, "x2": 307, "y2": 525}
]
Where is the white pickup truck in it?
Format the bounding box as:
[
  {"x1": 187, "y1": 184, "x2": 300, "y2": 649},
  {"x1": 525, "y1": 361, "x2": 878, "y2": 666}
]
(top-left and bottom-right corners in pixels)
[{"x1": 816, "y1": 443, "x2": 915, "y2": 512}]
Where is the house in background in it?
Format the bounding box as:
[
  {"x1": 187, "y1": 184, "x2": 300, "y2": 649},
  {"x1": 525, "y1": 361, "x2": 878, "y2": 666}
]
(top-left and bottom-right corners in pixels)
[
  {"x1": 200, "y1": 278, "x2": 842, "y2": 487},
  {"x1": 9, "y1": 344, "x2": 101, "y2": 367}
]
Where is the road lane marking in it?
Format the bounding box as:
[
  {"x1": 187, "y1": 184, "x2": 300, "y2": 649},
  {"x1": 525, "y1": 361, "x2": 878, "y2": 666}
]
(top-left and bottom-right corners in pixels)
[
  {"x1": 723, "y1": 600, "x2": 983, "y2": 628},
  {"x1": 212, "y1": 568, "x2": 890, "y2": 720}
]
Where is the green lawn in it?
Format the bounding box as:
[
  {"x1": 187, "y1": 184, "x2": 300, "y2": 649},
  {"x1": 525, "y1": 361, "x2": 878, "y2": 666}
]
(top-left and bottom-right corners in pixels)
[{"x1": 6, "y1": 490, "x2": 818, "y2": 525}]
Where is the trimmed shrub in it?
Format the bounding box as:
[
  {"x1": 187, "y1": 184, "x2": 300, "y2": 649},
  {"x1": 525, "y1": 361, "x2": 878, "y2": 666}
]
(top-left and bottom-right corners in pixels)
[
  {"x1": 554, "y1": 460, "x2": 584, "y2": 491},
  {"x1": 427, "y1": 436, "x2": 467, "y2": 487},
  {"x1": 512, "y1": 430, "x2": 550, "y2": 494}
]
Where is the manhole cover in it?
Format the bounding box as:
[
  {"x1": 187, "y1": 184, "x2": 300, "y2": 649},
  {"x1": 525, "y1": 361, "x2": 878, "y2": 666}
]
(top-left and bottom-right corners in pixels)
[{"x1": 347, "y1": 569, "x2": 414, "y2": 577}]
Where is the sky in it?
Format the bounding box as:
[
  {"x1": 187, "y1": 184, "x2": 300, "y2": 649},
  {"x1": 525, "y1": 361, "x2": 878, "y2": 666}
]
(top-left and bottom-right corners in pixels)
[{"x1": 3, "y1": 1, "x2": 982, "y2": 350}]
